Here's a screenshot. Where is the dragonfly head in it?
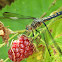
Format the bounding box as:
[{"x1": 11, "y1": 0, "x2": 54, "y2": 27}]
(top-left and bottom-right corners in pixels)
[{"x1": 26, "y1": 25, "x2": 32, "y2": 31}]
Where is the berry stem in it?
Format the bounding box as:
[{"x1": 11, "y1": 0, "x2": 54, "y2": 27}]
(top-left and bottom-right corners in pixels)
[
  {"x1": 0, "y1": 43, "x2": 5, "y2": 48},
  {"x1": 0, "y1": 33, "x2": 18, "y2": 48},
  {"x1": 8, "y1": 33, "x2": 18, "y2": 41},
  {"x1": 14, "y1": 29, "x2": 26, "y2": 33},
  {"x1": 4, "y1": 57, "x2": 9, "y2": 62}
]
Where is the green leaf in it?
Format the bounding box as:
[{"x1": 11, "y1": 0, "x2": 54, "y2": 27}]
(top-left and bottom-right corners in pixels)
[{"x1": 27, "y1": 51, "x2": 43, "y2": 62}]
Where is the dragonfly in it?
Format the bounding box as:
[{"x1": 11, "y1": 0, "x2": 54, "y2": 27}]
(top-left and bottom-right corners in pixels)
[
  {"x1": 1, "y1": 11, "x2": 62, "y2": 55},
  {"x1": 3, "y1": 11, "x2": 62, "y2": 30}
]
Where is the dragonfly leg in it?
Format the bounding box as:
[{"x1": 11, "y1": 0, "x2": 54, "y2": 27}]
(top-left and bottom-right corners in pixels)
[
  {"x1": 32, "y1": 29, "x2": 40, "y2": 37},
  {"x1": 43, "y1": 31, "x2": 51, "y2": 56},
  {"x1": 35, "y1": 29, "x2": 40, "y2": 34},
  {"x1": 32, "y1": 30, "x2": 34, "y2": 37},
  {"x1": 42, "y1": 21, "x2": 62, "y2": 55}
]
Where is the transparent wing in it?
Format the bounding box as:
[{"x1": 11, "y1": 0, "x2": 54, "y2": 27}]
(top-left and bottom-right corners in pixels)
[{"x1": 2, "y1": 12, "x2": 36, "y2": 20}]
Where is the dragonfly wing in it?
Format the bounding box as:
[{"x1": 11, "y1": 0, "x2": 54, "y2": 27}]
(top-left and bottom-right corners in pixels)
[{"x1": 3, "y1": 12, "x2": 36, "y2": 20}]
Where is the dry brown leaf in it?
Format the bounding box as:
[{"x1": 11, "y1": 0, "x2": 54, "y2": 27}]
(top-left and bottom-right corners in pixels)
[{"x1": 0, "y1": 21, "x2": 14, "y2": 44}]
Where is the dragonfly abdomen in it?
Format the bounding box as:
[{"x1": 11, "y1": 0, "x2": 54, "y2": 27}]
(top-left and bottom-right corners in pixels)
[{"x1": 43, "y1": 11, "x2": 62, "y2": 21}]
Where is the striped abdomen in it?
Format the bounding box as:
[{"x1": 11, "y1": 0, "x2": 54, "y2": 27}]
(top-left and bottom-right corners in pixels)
[{"x1": 43, "y1": 11, "x2": 62, "y2": 21}]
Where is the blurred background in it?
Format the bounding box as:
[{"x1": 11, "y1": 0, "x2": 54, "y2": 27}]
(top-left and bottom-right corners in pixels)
[{"x1": 0, "y1": 0, "x2": 14, "y2": 10}]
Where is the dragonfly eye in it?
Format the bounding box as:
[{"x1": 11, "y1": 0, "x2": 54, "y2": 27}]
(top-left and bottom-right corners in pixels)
[
  {"x1": 26, "y1": 27, "x2": 28, "y2": 30},
  {"x1": 26, "y1": 25, "x2": 29, "y2": 30},
  {"x1": 26, "y1": 25, "x2": 32, "y2": 31}
]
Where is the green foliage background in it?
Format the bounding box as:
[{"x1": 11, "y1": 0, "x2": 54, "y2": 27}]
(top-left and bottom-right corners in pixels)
[{"x1": 0, "y1": 0, "x2": 62, "y2": 62}]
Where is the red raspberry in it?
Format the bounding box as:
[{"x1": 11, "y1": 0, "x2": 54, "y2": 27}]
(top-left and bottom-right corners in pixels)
[
  {"x1": 19, "y1": 44, "x2": 25, "y2": 49},
  {"x1": 8, "y1": 34, "x2": 34, "y2": 62},
  {"x1": 20, "y1": 49, "x2": 24, "y2": 53},
  {"x1": 8, "y1": 49, "x2": 13, "y2": 55},
  {"x1": 25, "y1": 46, "x2": 30, "y2": 51},
  {"x1": 16, "y1": 52, "x2": 20, "y2": 57}
]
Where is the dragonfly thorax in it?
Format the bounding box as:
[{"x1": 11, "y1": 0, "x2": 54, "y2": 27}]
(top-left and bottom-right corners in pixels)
[
  {"x1": 31, "y1": 19, "x2": 42, "y2": 29},
  {"x1": 34, "y1": 18, "x2": 43, "y2": 22},
  {"x1": 26, "y1": 18, "x2": 43, "y2": 31}
]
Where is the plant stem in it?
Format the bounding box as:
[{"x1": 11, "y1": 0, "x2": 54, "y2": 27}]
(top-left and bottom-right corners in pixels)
[
  {"x1": 0, "y1": 43, "x2": 5, "y2": 48},
  {"x1": 4, "y1": 57, "x2": 9, "y2": 62},
  {"x1": 8, "y1": 33, "x2": 18, "y2": 41},
  {"x1": 14, "y1": 29, "x2": 26, "y2": 33},
  {"x1": 0, "y1": 33, "x2": 18, "y2": 48}
]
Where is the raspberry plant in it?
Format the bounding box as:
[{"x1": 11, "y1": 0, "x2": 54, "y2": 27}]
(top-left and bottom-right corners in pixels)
[{"x1": 0, "y1": 0, "x2": 62, "y2": 62}]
